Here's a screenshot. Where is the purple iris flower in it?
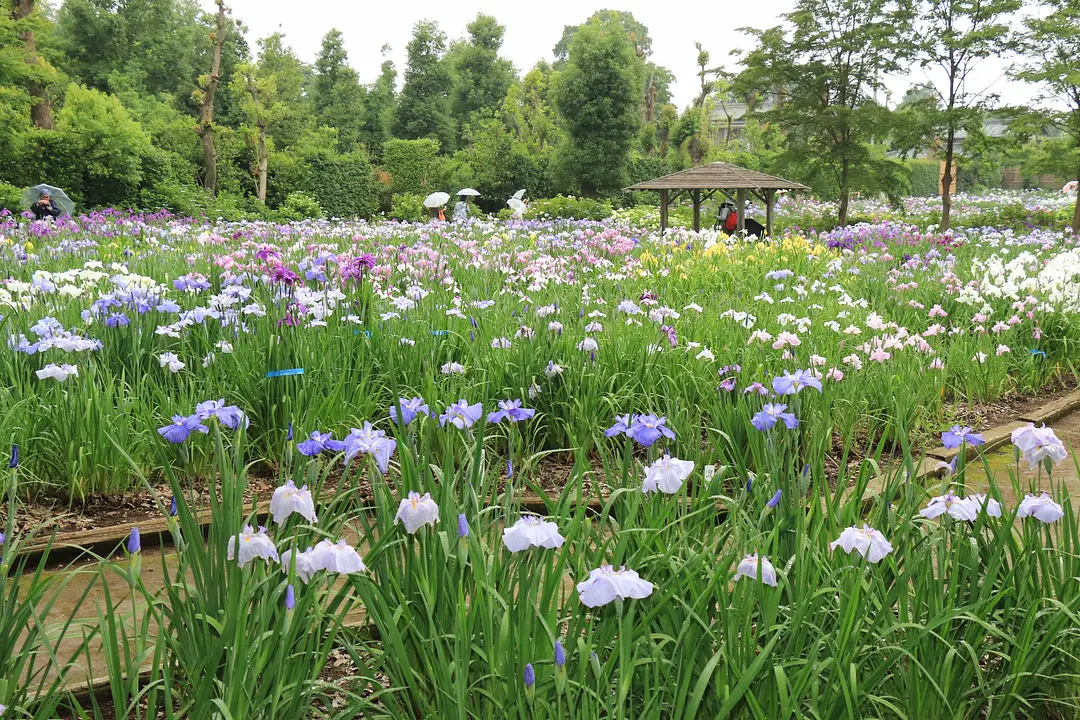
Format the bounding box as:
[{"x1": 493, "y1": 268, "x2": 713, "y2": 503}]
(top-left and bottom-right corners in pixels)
[
  {"x1": 457, "y1": 514, "x2": 469, "y2": 538},
  {"x1": 127, "y1": 527, "x2": 141, "y2": 553},
  {"x1": 660, "y1": 324, "x2": 677, "y2": 348},
  {"x1": 157, "y1": 414, "x2": 210, "y2": 443},
  {"x1": 767, "y1": 489, "x2": 782, "y2": 508},
  {"x1": 285, "y1": 584, "x2": 295, "y2": 610},
  {"x1": 605, "y1": 414, "x2": 634, "y2": 437},
  {"x1": 343, "y1": 422, "x2": 397, "y2": 473},
  {"x1": 104, "y1": 313, "x2": 130, "y2": 328},
  {"x1": 487, "y1": 399, "x2": 536, "y2": 424},
  {"x1": 628, "y1": 414, "x2": 675, "y2": 447},
  {"x1": 718, "y1": 377, "x2": 737, "y2": 393},
  {"x1": 440, "y1": 400, "x2": 484, "y2": 429},
  {"x1": 744, "y1": 382, "x2": 769, "y2": 396},
  {"x1": 194, "y1": 399, "x2": 248, "y2": 429},
  {"x1": 751, "y1": 404, "x2": 799, "y2": 432},
  {"x1": 297, "y1": 431, "x2": 346, "y2": 457},
  {"x1": 9, "y1": 443, "x2": 17, "y2": 469},
  {"x1": 390, "y1": 397, "x2": 431, "y2": 426},
  {"x1": 941, "y1": 425, "x2": 985, "y2": 449},
  {"x1": 771, "y1": 369, "x2": 822, "y2": 396}
]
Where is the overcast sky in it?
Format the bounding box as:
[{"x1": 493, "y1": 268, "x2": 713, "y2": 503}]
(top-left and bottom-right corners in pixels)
[{"x1": 206, "y1": 0, "x2": 1042, "y2": 111}]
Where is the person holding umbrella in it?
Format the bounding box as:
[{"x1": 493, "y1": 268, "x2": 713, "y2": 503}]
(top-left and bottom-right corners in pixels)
[
  {"x1": 454, "y1": 188, "x2": 480, "y2": 221},
  {"x1": 423, "y1": 192, "x2": 450, "y2": 222},
  {"x1": 22, "y1": 184, "x2": 73, "y2": 221},
  {"x1": 31, "y1": 192, "x2": 61, "y2": 221}
]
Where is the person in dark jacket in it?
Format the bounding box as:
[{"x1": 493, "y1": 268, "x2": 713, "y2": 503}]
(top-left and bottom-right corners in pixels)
[{"x1": 31, "y1": 193, "x2": 61, "y2": 221}]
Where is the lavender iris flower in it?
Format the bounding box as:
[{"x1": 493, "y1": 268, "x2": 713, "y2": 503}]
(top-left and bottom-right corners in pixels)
[
  {"x1": 285, "y1": 584, "x2": 296, "y2": 610},
  {"x1": 343, "y1": 422, "x2": 397, "y2": 473},
  {"x1": 605, "y1": 414, "x2": 634, "y2": 438},
  {"x1": 8, "y1": 444, "x2": 17, "y2": 469},
  {"x1": 487, "y1": 399, "x2": 536, "y2": 424},
  {"x1": 628, "y1": 414, "x2": 675, "y2": 447},
  {"x1": 767, "y1": 489, "x2": 782, "y2": 508},
  {"x1": 771, "y1": 369, "x2": 823, "y2": 395},
  {"x1": 751, "y1": 404, "x2": 799, "y2": 432},
  {"x1": 127, "y1": 527, "x2": 141, "y2": 553},
  {"x1": 457, "y1": 513, "x2": 469, "y2": 538},
  {"x1": 941, "y1": 425, "x2": 985, "y2": 449},
  {"x1": 390, "y1": 397, "x2": 431, "y2": 426},
  {"x1": 158, "y1": 414, "x2": 209, "y2": 443},
  {"x1": 297, "y1": 431, "x2": 346, "y2": 457},
  {"x1": 440, "y1": 400, "x2": 484, "y2": 429},
  {"x1": 195, "y1": 399, "x2": 248, "y2": 429}
]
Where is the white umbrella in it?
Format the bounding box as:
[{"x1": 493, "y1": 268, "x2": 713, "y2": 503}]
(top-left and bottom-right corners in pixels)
[
  {"x1": 423, "y1": 192, "x2": 451, "y2": 208},
  {"x1": 456, "y1": 188, "x2": 480, "y2": 197},
  {"x1": 512, "y1": 189, "x2": 526, "y2": 201},
  {"x1": 507, "y1": 198, "x2": 527, "y2": 215}
]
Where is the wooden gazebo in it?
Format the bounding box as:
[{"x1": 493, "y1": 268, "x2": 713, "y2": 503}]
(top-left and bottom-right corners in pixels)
[{"x1": 625, "y1": 162, "x2": 809, "y2": 236}]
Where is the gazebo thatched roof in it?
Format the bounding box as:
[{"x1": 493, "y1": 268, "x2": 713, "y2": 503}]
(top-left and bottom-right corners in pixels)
[{"x1": 625, "y1": 162, "x2": 809, "y2": 192}]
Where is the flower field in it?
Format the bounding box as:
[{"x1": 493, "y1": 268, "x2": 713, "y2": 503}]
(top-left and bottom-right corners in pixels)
[{"x1": 3, "y1": 194, "x2": 1080, "y2": 718}]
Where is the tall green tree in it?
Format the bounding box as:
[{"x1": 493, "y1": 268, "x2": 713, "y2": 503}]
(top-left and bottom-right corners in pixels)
[
  {"x1": 10, "y1": 0, "x2": 58, "y2": 128},
  {"x1": 554, "y1": 10, "x2": 673, "y2": 133},
  {"x1": 312, "y1": 29, "x2": 364, "y2": 153},
  {"x1": 908, "y1": 0, "x2": 1020, "y2": 229},
  {"x1": 552, "y1": 19, "x2": 643, "y2": 196},
  {"x1": 360, "y1": 44, "x2": 396, "y2": 155},
  {"x1": 192, "y1": 0, "x2": 226, "y2": 195},
  {"x1": 738, "y1": 0, "x2": 910, "y2": 224},
  {"x1": 446, "y1": 14, "x2": 514, "y2": 140},
  {"x1": 56, "y1": 0, "x2": 203, "y2": 102},
  {"x1": 502, "y1": 61, "x2": 558, "y2": 155},
  {"x1": 255, "y1": 33, "x2": 311, "y2": 151},
  {"x1": 394, "y1": 20, "x2": 454, "y2": 152},
  {"x1": 1014, "y1": 0, "x2": 1080, "y2": 233}
]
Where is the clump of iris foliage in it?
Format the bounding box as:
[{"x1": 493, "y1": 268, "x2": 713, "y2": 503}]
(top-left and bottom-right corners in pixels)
[
  {"x1": 1, "y1": 200, "x2": 1079, "y2": 501},
  {"x1": 2, "y1": 398, "x2": 1079, "y2": 717}
]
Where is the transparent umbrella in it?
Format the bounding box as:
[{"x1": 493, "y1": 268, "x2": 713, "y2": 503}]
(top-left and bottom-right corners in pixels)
[
  {"x1": 21, "y1": 184, "x2": 74, "y2": 216},
  {"x1": 423, "y1": 192, "x2": 451, "y2": 208},
  {"x1": 507, "y1": 198, "x2": 528, "y2": 215},
  {"x1": 512, "y1": 189, "x2": 526, "y2": 201},
  {"x1": 456, "y1": 188, "x2": 480, "y2": 197}
]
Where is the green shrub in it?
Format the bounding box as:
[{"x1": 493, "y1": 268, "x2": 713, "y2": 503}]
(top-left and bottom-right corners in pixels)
[
  {"x1": 381, "y1": 138, "x2": 441, "y2": 196},
  {"x1": 529, "y1": 194, "x2": 612, "y2": 220},
  {"x1": 907, "y1": 159, "x2": 940, "y2": 197},
  {"x1": 0, "y1": 181, "x2": 21, "y2": 213},
  {"x1": 388, "y1": 192, "x2": 428, "y2": 222},
  {"x1": 301, "y1": 151, "x2": 379, "y2": 219},
  {"x1": 277, "y1": 191, "x2": 324, "y2": 220}
]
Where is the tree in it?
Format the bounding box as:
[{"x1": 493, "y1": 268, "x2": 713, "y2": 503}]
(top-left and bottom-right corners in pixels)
[
  {"x1": 554, "y1": 10, "x2": 674, "y2": 138},
  {"x1": 552, "y1": 20, "x2": 643, "y2": 196},
  {"x1": 313, "y1": 29, "x2": 364, "y2": 153},
  {"x1": 502, "y1": 61, "x2": 558, "y2": 155},
  {"x1": 360, "y1": 44, "x2": 396, "y2": 155},
  {"x1": 446, "y1": 14, "x2": 514, "y2": 139},
  {"x1": 738, "y1": 0, "x2": 910, "y2": 224},
  {"x1": 1014, "y1": 0, "x2": 1080, "y2": 233},
  {"x1": 256, "y1": 33, "x2": 312, "y2": 151},
  {"x1": 909, "y1": 0, "x2": 1020, "y2": 229},
  {"x1": 9, "y1": 0, "x2": 58, "y2": 128},
  {"x1": 192, "y1": 0, "x2": 226, "y2": 195},
  {"x1": 56, "y1": 0, "x2": 204, "y2": 104},
  {"x1": 394, "y1": 20, "x2": 454, "y2": 152}
]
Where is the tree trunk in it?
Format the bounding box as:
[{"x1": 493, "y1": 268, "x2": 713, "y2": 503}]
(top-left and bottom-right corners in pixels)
[
  {"x1": 838, "y1": 160, "x2": 850, "y2": 226},
  {"x1": 196, "y1": 0, "x2": 227, "y2": 195},
  {"x1": 941, "y1": 128, "x2": 955, "y2": 231},
  {"x1": 1074, "y1": 183, "x2": 1080, "y2": 236},
  {"x1": 11, "y1": 0, "x2": 53, "y2": 129},
  {"x1": 256, "y1": 125, "x2": 268, "y2": 204}
]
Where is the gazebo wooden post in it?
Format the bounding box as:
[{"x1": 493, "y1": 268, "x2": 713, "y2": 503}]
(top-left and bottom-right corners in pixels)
[
  {"x1": 692, "y1": 189, "x2": 701, "y2": 232},
  {"x1": 765, "y1": 189, "x2": 775, "y2": 237},
  {"x1": 736, "y1": 188, "x2": 747, "y2": 234},
  {"x1": 659, "y1": 189, "x2": 669, "y2": 236}
]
